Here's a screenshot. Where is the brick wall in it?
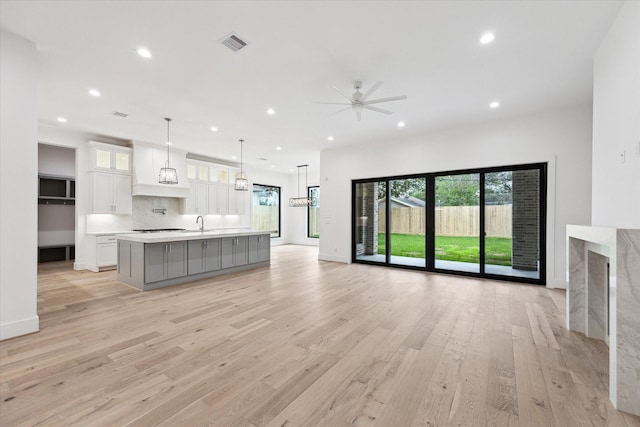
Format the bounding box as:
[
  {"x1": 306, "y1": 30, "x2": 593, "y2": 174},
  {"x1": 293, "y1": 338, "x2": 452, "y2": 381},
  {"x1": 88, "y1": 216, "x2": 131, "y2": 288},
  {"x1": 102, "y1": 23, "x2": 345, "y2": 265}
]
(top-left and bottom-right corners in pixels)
[
  {"x1": 512, "y1": 170, "x2": 539, "y2": 270},
  {"x1": 356, "y1": 182, "x2": 379, "y2": 256}
]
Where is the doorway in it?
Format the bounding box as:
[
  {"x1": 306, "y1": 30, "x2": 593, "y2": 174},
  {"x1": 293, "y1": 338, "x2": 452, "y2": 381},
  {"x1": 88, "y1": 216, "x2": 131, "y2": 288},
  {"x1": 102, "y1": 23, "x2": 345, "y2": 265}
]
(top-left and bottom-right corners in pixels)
[{"x1": 38, "y1": 143, "x2": 76, "y2": 267}]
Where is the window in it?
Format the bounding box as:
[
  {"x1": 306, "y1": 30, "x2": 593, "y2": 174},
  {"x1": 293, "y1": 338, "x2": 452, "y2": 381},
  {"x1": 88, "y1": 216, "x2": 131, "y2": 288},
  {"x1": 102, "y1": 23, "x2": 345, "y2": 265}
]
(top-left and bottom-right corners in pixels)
[
  {"x1": 252, "y1": 184, "x2": 280, "y2": 238},
  {"x1": 352, "y1": 162, "x2": 546, "y2": 285},
  {"x1": 308, "y1": 186, "x2": 320, "y2": 238}
]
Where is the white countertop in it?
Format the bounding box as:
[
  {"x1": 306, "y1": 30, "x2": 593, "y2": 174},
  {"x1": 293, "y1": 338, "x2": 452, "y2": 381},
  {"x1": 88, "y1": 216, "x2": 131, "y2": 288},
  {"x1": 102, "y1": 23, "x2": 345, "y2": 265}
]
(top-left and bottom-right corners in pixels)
[
  {"x1": 86, "y1": 231, "x2": 135, "y2": 236},
  {"x1": 116, "y1": 229, "x2": 271, "y2": 243}
]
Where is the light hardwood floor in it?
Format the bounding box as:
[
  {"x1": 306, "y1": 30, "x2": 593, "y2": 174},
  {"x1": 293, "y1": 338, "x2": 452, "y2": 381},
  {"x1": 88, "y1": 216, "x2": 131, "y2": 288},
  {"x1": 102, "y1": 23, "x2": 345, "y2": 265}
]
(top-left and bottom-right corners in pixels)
[{"x1": 1, "y1": 245, "x2": 638, "y2": 426}]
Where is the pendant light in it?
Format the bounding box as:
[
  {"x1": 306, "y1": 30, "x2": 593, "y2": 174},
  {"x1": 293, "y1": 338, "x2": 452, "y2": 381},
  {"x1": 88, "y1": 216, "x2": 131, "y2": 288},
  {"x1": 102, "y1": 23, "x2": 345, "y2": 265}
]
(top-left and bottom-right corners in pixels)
[
  {"x1": 235, "y1": 139, "x2": 249, "y2": 191},
  {"x1": 289, "y1": 164, "x2": 317, "y2": 207},
  {"x1": 158, "y1": 117, "x2": 178, "y2": 184}
]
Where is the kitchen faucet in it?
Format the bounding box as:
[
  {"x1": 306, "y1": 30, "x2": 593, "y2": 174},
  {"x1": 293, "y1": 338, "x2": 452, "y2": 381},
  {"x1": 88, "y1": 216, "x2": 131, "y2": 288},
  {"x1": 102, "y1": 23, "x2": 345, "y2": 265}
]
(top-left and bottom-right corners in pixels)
[{"x1": 196, "y1": 215, "x2": 204, "y2": 232}]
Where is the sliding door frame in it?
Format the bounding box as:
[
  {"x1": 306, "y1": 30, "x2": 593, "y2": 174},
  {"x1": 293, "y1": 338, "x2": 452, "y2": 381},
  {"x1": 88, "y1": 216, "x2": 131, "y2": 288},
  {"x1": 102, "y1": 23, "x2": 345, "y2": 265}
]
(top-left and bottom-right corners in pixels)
[{"x1": 352, "y1": 162, "x2": 547, "y2": 285}]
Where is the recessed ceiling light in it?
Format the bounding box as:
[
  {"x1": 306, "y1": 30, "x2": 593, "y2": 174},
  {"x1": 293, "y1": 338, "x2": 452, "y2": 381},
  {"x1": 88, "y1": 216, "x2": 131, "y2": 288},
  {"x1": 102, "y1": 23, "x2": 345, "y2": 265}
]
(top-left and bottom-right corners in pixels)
[
  {"x1": 480, "y1": 32, "x2": 495, "y2": 44},
  {"x1": 327, "y1": 136, "x2": 334, "y2": 141},
  {"x1": 210, "y1": 126, "x2": 218, "y2": 132},
  {"x1": 397, "y1": 121, "x2": 405, "y2": 128},
  {"x1": 57, "y1": 117, "x2": 67, "y2": 123},
  {"x1": 166, "y1": 141, "x2": 172, "y2": 145},
  {"x1": 88, "y1": 89, "x2": 101, "y2": 97},
  {"x1": 266, "y1": 108, "x2": 275, "y2": 115},
  {"x1": 290, "y1": 169, "x2": 294, "y2": 172},
  {"x1": 271, "y1": 165, "x2": 275, "y2": 168},
  {"x1": 490, "y1": 101, "x2": 500, "y2": 109},
  {"x1": 232, "y1": 155, "x2": 237, "y2": 159},
  {"x1": 276, "y1": 146, "x2": 282, "y2": 150},
  {"x1": 137, "y1": 47, "x2": 152, "y2": 58}
]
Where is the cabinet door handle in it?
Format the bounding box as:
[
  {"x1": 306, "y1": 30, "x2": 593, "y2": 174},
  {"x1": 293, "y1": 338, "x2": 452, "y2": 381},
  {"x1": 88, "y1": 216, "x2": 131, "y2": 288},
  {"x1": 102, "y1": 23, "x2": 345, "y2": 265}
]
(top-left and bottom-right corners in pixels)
[{"x1": 169, "y1": 244, "x2": 172, "y2": 253}]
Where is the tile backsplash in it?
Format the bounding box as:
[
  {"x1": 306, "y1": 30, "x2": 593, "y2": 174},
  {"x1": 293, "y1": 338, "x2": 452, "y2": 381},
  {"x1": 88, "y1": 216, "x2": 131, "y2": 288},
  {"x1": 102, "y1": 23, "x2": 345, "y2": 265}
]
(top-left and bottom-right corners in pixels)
[{"x1": 86, "y1": 196, "x2": 249, "y2": 232}]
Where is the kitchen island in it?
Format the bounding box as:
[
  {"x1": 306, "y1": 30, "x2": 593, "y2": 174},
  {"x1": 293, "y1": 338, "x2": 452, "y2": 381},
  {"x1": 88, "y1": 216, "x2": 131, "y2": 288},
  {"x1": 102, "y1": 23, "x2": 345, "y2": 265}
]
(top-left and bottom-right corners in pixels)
[{"x1": 117, "y1": 229, "x2": 270, "y2": 291}]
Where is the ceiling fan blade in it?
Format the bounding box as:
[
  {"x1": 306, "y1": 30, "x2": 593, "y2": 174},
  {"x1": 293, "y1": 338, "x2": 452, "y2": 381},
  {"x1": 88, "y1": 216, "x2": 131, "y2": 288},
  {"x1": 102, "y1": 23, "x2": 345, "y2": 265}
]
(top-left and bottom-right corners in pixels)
[
  {"x1": 313, "y1": 101, "x2": 352, "y2": 105},
  {"x1": 360, "y1": 81, "x2": 383, "y2": 102},
  {"x1": 364, "y1": 95, "x2": 407, "y2": 105},
  {"x1": 331, "y1": 85, "x2": 354, "y2": 102},
  {"x1": 328, "y1": 106, "x2": 352, "y2": 117},
  {"x1": 363, "y1": 105, "x2": 393, "y2": 115},
  {"x1": 356, "y1": 111, "x2": 362, "y2": 121}
]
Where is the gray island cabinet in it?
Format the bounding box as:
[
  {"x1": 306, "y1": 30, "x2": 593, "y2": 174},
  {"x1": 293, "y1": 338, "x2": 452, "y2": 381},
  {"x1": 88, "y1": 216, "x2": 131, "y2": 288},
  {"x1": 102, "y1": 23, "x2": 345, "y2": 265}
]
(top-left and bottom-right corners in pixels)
[{"x1": 117, "y1": 230, "x2": 270, "y2": 291}]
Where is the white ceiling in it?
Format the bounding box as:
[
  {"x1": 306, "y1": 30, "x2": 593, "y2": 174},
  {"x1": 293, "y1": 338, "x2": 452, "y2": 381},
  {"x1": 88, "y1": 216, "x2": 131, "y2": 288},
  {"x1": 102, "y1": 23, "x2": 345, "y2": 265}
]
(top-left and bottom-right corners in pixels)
[{"x1": 0, "y1": 1, "x2": 623, "y2": 174}]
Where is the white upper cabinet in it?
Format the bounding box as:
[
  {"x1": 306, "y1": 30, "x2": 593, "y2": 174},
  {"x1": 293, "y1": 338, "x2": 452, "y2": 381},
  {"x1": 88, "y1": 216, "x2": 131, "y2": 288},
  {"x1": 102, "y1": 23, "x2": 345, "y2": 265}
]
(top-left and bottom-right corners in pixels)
[
  {"x1": 229, "y1": 186, "x2": 247, "y2": 215},
  {"x1": 209, "y1": 165, "x2": 230, "y2": 184},
  {"x1": 184, "y1": 181, "x2": 209, "y2": 215},
  {"x1": 183, "y1": 160, "x2": 249, "y2": 215},
  {"x1": 213, "y1": 184, "x2": 230, "y2": 215},
  {"x1": 89, "y1": 141, "x2": 132, "y2": 173},
  {"x1": 89, "y1": 172, "x2": 132, "y2": 214}
]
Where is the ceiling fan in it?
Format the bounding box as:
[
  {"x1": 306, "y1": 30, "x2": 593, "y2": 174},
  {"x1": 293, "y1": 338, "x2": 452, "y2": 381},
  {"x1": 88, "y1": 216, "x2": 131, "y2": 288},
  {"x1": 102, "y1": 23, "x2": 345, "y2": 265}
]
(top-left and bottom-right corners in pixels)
[{"x1": 315, "y1": 81, "x2": 407, "y2": 121}]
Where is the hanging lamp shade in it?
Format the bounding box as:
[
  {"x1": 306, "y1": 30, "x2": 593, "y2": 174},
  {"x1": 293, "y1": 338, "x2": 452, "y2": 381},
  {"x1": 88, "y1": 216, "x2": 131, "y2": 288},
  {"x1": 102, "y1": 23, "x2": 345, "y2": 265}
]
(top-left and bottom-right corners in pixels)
[
  {"x1": 235, "y1": 139, "x2": 249, "y2": 191},
  {"x1": 289, "y1": 164, "x2": 317, "y2": 207},
  {"x1": 159, "y1": 117, "x2": 178, "y2": 185}
]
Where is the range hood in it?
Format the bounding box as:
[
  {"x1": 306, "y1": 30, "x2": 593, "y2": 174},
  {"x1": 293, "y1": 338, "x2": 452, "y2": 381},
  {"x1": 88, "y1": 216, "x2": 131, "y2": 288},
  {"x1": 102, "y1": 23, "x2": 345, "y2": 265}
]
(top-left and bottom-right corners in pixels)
[{"x1": 132, "y1": 141, "x2": 190, "y2": 198}]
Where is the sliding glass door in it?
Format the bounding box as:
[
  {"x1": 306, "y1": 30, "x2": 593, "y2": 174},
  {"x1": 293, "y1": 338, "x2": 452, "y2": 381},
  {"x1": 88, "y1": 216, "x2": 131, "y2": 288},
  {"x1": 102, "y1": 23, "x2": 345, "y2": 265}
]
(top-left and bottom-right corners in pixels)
[
  {"x1": 352, "y1": 163, "x2": 546, "y2": 285},
  {"x1": 388, "y1": 177, "x2": 426, "y2": 267},
  {"x1": 484, "y1": 168, "x2": 541, "y2": 280},
  {"x1": 434, "y1": 173, "x2": 480, "y2": 273},
  {"x1": 354, "y1": 180, "x2": 387, "y2": 264}
]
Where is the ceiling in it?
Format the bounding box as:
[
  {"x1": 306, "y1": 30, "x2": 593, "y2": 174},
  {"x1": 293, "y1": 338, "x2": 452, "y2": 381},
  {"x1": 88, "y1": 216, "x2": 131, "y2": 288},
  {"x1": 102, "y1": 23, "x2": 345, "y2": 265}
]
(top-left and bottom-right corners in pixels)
[{"x1": 0, "y1": 1, "x2": 623, "y2": 174}]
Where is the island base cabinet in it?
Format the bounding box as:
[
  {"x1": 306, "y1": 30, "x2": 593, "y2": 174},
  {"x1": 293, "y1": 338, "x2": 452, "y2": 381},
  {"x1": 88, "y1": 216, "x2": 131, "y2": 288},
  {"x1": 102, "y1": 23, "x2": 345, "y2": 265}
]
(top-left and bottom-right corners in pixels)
[
  {"x1": 188, "y1": 239, "x2": 221, "y2": 275},
  {"x1": 249, "y1": 234, "x2": 270, "y2": 264},
  {"x1": 117, "y1": 241, "x2": 144, "y2": 286},
  {"x1": 145, "y1": 241, "x2": 187, "y2": 283},
  {"x1": 221, "y1": 236, "x2": 248, "y2": 269},
  {"x1": 117, "y1": 233, "x2": 269, "y2": 291}
]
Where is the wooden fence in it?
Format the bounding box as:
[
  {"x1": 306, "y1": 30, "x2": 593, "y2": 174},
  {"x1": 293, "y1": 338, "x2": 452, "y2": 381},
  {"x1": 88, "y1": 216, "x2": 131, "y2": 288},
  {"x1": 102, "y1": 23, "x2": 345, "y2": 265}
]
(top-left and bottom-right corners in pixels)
[
  {"x1": 378, "y1": 205, "x2": 512, "y2": 237},
  {"x1": 252, "y1": 206, "x2": 279, "y2": 233},
  {"x1": 308, "y1": 207, "x2": 320, "y2": 237}
]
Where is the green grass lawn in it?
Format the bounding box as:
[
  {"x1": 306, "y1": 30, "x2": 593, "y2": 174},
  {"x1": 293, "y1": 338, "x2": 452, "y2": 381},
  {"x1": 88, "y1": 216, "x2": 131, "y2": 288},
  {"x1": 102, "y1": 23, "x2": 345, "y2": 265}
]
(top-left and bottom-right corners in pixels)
[{"x1": 378, "y1": 233, "x2": 512, "y2": 266}]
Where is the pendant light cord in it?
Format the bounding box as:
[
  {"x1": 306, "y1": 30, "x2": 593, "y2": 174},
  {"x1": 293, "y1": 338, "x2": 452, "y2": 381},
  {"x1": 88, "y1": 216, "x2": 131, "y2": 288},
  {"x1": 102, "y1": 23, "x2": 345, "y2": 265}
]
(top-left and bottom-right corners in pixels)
[
  {"x1": 296, "y1": 165, "x2": 309, "y2": 198},
  {"x1": 239, "y1": 139, "x2": 244, "y2": 175},
  {"x1": 165, "y1": 118, "x2": 171, "y2": 167}
]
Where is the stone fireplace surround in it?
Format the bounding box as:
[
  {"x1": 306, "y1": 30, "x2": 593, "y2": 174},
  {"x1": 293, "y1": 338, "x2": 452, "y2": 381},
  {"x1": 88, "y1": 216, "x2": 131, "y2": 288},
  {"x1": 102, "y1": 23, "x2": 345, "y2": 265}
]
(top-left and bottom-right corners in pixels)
[{"x1": 566, "y1": 225, "x2": 640, "y2": 416}]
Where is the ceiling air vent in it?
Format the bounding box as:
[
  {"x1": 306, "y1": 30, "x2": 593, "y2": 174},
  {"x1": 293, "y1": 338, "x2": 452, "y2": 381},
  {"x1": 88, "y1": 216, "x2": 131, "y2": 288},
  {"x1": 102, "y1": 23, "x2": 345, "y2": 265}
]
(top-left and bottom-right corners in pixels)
[
  {"x1": 221, "y1": 33, "x2": 248, "y2": 52},
  {"x1": 112, "y1": 111, "x2": 129, "y2": 118}
]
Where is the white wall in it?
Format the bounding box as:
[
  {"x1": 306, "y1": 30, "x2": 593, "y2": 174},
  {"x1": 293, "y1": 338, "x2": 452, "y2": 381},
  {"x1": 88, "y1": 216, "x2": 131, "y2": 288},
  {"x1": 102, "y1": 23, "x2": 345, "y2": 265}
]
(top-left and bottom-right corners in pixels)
[
  {"x1": 0, "y1": 31, "x2": 39, "y2": 340},
  {"x1": 319, "y1": 106, "x2": 593, "y2": 287},
  {"x1": 592, "y1": 1, "x2": 640, "y2": 228},
  {"x1": 286, "y1": 170, "x2": 320, "y2": 246}
]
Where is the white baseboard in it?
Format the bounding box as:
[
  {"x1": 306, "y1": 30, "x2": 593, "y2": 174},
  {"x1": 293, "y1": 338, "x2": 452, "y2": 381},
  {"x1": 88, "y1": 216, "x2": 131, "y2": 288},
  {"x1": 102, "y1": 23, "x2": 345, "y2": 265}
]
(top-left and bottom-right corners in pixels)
[
  {"x1": 318, "y1": 254, "x2": 350, "y2": 263},
  {"x1": 74, "y1": 262, "x2": 94, "y2": 271},
  {"x1": 0, "y1": 316, "x2": 39, "y2": 340},
  {"x1": 547, "y1": 278, "x2": 567, "y2": 289},
  {"x1": 288, "y1": 240, "x2": 320, "y2": 247}
]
